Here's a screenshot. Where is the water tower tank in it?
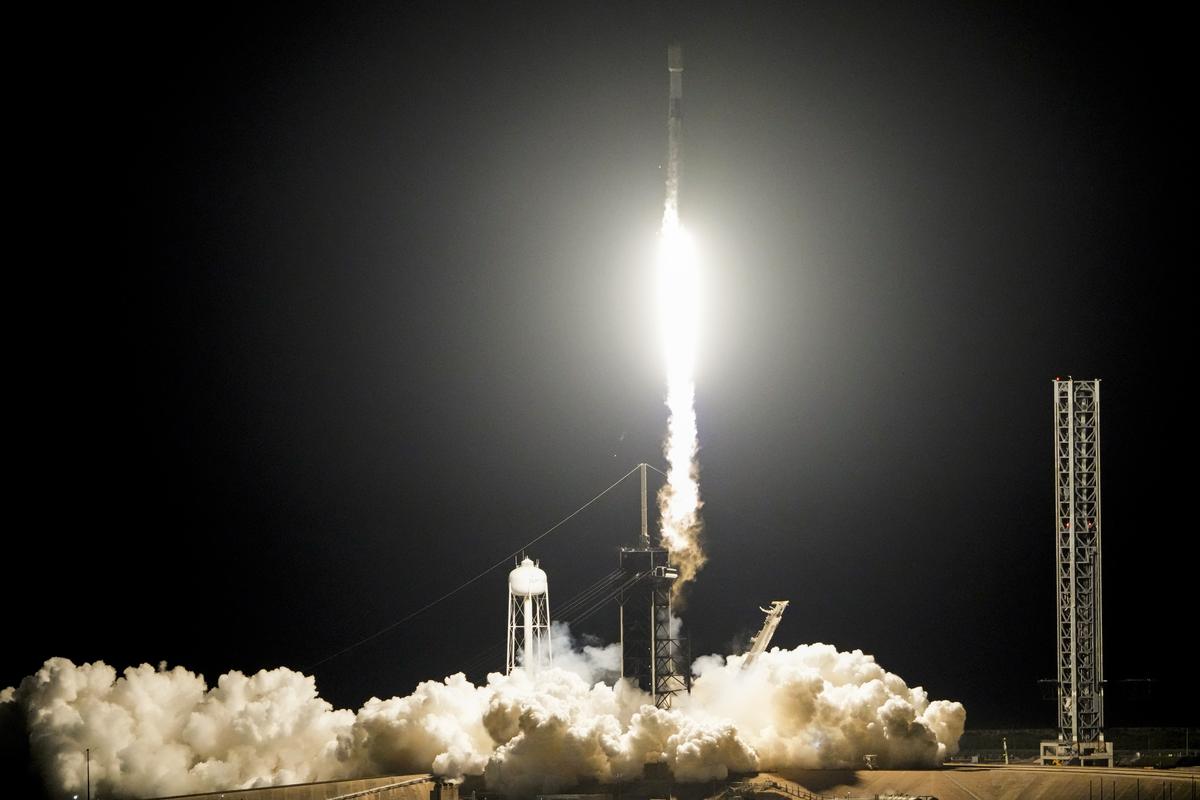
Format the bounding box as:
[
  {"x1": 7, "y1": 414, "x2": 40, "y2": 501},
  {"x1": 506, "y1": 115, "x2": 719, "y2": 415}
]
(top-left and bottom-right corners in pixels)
[{"x1": 509, "y1": 557, "x2": 548, "y2": 596}]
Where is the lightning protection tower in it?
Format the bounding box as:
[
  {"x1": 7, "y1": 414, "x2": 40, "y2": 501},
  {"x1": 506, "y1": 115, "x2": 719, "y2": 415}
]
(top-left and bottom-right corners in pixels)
[
  {"x1": 507, "y1": 556, "x2": 552, "y2": 674},
  {"x1": 620, "y1": 463, "x2": 690, "y2": 708},
  {"x1": 1040, "y1": 378, "x2": 1111, "y2": 767}
]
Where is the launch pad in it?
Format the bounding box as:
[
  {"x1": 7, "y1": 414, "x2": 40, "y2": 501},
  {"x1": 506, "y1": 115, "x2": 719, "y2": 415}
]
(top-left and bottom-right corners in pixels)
[
  {"x1": 618, "y1": 545, "x2": 689, "y2": 708},
  {"x1": 619, "y1": 463, "x2": 691, "y2": 708}
]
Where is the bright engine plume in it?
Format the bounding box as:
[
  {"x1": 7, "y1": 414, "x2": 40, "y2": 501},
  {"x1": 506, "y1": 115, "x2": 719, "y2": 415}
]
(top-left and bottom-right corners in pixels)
[
  {"x1": 656, "y1": 216, "x2": 704, "y2": 586},
  {"x1": 656, "y1": 43, "x2": 705, "y2": 587}
]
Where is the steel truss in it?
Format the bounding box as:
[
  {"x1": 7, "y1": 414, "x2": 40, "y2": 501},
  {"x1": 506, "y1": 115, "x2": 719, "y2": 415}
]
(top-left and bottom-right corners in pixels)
[{"x1": 1054, "y1": 378, "x2": 1105, "y2": 750}]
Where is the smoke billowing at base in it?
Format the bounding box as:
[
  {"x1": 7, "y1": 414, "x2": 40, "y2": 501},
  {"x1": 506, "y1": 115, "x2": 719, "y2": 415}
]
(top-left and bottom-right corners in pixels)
[{"x1": 2, "y1": 630, "x2": 964, "y2": 799}]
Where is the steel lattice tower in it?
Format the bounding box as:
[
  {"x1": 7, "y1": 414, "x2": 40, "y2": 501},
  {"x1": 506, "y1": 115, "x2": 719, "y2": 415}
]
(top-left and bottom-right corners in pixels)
[
  {"x1": 1049, "y1": 378, "x2": 1109, "y2": 764},
  {"x1": 620, "y1": 464, "x2": 690, "y2": 709}
]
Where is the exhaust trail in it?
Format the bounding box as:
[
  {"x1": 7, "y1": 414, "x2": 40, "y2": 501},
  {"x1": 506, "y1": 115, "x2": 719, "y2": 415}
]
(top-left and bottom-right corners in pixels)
[{"x1": 656, "y1": 43, "x2": 705, "y2": 588}]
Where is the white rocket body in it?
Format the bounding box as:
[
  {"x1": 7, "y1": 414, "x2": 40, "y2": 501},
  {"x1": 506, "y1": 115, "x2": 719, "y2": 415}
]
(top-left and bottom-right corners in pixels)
[{"x1": 665, "y1": 43, "x2": 683, "y2": 224}]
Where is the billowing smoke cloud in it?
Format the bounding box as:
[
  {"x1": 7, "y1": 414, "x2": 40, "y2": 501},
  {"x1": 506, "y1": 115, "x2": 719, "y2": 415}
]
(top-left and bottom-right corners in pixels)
[
  {"x1": 5, "y1": 659, "x2": 352, "y2": 797},
  {"x1": 685, "y1": 645, "x2": 964, "y2": 769},
  {"x1": 3, "y1": 636, "x2": 962, "y2": 798},
  {"x1": 546, "y1": 621, "x2": 621, "y2": 685}
]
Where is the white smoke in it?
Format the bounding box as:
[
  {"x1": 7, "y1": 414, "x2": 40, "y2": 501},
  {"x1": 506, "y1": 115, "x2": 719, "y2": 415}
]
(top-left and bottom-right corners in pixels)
[
  {"x1": 684, "y1": 645, "x2": 965, "y2": 769},
  {"x1": 4, "y1": 658, "x2": 353, "y2": 797},
  {"x1": 546, "y1": 621, "x2": 621, "y2": 685},
  {"x1": 338, "y1": 672, "x2": 492, "y2": 779},
  {"x1": 3, "y1": 637, "x2": 962, "y2": 798}
]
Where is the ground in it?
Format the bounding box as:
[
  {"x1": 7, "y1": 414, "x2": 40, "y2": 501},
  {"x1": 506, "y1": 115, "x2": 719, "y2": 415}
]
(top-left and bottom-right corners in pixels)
[{"x1": 762, "y1": 766, "x2": 1200, "y2": 800}]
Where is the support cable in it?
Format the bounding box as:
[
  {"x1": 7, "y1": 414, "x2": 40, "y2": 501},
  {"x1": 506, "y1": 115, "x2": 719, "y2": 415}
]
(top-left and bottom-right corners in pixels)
[
  {"x1": 308, "y1": 464, "x2": 646, "y2": 669},
  {"x1": 460, "y1": 568, "x2": 622, "y2": 676},
  {"x1": 459, "y1": 570, "x2": 651, "y2": 677},
  {"x1": 553, "y1": 570, "x2": 623, "y2": 618},
  {"x1": 561, "y1": 571, "x2": 650, "y2": 628}
]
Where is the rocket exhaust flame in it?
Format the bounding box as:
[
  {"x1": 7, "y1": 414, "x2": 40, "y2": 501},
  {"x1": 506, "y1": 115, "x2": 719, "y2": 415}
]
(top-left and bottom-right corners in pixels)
[
  {"x1": 656, "y1": 43, "x2": 705, "y2": 588},
  {"x1": 656, "y1": 221, "x2": 704, "y2": 587}
]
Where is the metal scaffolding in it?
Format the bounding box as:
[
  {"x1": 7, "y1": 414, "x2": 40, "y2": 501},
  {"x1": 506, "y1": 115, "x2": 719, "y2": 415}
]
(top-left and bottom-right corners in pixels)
[
  {"x1": 1044, "y1": 378, "x2": 1110, "y2": 766},
  {"x1": 620, "y1": 463, "x2": 690, "y2": 709},
  {"x1": 619, "y1": 546, "x2": 690, "y2": 708}
]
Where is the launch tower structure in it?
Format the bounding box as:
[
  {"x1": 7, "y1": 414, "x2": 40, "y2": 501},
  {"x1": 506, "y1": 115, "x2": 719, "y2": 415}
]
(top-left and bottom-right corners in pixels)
[
  {"x1": 1040, "y1": 378, "x2": 1111, "y2": 767},
  {"x1": 621, "y1": 44, "x2": 692, "y2": 710},
  {"x1": 620, "y1": 463, "x2": 690, "y2": 708}
]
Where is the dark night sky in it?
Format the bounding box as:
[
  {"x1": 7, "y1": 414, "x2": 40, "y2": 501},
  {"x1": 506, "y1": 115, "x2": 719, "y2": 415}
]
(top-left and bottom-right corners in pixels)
[{"x1": 8, "y1": 2, "x2": 1194, "y2": 730}]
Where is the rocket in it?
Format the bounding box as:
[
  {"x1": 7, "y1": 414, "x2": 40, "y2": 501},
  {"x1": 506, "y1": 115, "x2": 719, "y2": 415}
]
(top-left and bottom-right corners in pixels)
[{"x1": 665, "y1": 43, "x2": 683, "y2": 224}]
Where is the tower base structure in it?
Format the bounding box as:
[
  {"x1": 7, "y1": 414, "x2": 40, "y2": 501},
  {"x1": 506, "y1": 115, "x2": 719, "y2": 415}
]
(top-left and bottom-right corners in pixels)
[
  {"x1": 1039, "y1": 738, "x2": 1113, "y2": 767},
  {"x1": 619, "y1": 546, "x2": 689, "y2": 709},
  {"x1": 1047, "y1": 378, "x2": 1109, "y2": 766}
]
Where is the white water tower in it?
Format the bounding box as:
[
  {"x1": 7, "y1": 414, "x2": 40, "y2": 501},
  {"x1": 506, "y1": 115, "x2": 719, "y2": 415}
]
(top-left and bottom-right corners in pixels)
[{"x1": 506, "y1": 556, "x2": 552, "y2": 674}]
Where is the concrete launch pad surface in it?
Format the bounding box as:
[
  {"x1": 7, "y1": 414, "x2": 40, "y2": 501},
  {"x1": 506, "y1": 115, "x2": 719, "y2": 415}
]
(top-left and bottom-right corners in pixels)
[
  {"x1": 145, "y1": 767, "x2": 1200, "y2": 800},
  {"x1": 154, "y1": 774, "x2": 448, "y2": 800},
  {"x1": 763, "y1": 766, "x2": 1199, "y2": 800}
]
